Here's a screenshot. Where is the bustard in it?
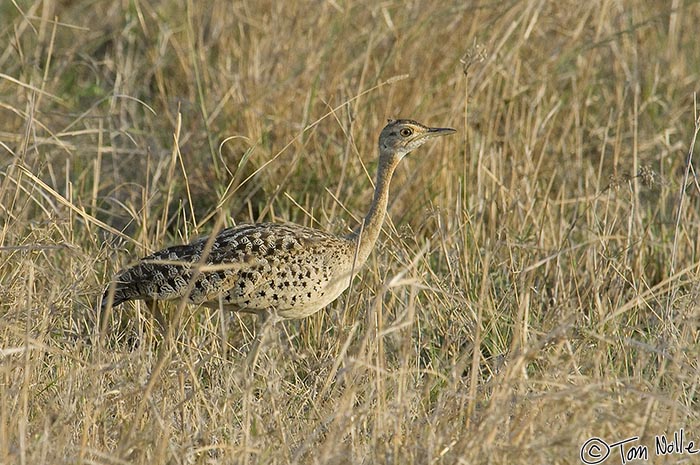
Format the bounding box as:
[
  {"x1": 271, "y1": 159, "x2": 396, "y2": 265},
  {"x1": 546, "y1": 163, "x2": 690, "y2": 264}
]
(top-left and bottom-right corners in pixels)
[{"x1": 101, "y1": 119, "x2": 455, "y2": 320}]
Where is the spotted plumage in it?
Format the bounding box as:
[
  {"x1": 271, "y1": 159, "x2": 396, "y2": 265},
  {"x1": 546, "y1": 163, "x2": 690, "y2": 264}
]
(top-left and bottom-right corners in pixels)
[{"x1": 102, "y1": 120, "x2": 455, "y2": 320}]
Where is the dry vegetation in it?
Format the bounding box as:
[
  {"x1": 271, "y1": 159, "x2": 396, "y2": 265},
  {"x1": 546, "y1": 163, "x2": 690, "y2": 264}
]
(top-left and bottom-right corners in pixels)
[{"x1": 2, "y1": 0, "x2": 700, "y2": 464}]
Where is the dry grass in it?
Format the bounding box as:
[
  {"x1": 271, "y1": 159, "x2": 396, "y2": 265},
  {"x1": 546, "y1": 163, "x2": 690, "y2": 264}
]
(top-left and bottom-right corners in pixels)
[{"x1": 2, "y1": 0, "x2": 700, "y2": 464}]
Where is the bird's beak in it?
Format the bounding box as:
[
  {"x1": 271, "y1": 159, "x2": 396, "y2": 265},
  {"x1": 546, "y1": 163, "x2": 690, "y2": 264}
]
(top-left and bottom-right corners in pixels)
[{"x1": 426, "y1": 126, "x2": 457, "y2": 138}]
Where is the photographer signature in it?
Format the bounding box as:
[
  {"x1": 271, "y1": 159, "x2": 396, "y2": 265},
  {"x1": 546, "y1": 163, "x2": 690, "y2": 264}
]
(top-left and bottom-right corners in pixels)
[{"x1": 580, "y1": 429, "x2": 698, "y2": 464}]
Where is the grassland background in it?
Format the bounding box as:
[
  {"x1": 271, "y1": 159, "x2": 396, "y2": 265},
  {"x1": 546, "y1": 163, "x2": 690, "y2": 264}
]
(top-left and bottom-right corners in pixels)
[{"x1": 1, "y1": 0, "x2": 699, "y2": 464}]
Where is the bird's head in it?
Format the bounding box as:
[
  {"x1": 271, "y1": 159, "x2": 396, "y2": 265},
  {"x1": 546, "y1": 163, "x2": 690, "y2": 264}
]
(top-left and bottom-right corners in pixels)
[{"x1": 378, "y1": 119, "x2": 455, "y2": 162}]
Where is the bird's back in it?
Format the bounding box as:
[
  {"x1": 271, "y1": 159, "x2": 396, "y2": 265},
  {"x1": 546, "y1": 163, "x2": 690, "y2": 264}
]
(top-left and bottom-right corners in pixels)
[{"x1": 103, "y1": 223, "x2": 358, "y2": 319}]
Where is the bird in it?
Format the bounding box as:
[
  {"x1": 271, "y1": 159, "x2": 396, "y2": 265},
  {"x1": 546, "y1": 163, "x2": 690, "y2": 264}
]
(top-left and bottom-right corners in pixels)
[{"x1": 101, "y1": 119, "x2": 455, "y2": 322}]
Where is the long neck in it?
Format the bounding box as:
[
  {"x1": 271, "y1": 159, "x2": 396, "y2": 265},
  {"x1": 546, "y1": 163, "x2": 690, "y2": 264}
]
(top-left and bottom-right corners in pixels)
[{"x1": 348, "y1": 154, "x2": 398, "y2": 267}]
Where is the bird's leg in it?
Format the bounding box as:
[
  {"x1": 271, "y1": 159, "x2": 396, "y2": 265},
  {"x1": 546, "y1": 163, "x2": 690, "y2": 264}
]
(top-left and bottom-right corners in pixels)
[
  {"x1": 149, "y1": 299, "x2": 169, "y2": 335},
  {"x1": 245, "y1": 309, "x2": 276, "y2": 373},
  {"x1": 97, "y1": 299, "x2": 113, "y2": 344}
]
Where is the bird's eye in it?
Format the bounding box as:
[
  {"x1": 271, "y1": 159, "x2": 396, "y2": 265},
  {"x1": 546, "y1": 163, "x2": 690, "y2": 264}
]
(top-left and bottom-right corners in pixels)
[{"x1": 400, "y1": 128, "x2": 413, "y2": 137}]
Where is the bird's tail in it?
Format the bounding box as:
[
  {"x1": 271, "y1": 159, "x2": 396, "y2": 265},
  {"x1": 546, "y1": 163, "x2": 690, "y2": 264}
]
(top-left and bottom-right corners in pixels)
[
  {"x1": 100, "y1": 264, "x2": 145, "y2": 312},
  {"x1": 100, "y1": 286, "x2": 129, "y2": 311}
]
